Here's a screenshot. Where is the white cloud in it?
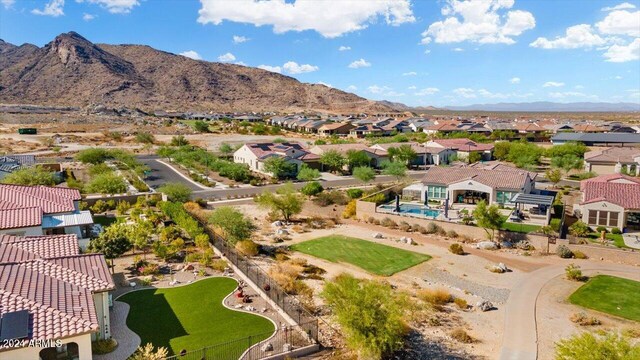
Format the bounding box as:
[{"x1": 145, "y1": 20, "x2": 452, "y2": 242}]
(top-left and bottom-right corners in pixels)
[
  {"x1": 543, "y1": 81, "x2": 565, "y2": 87},
  {"x1": 217, "y1": 53, "x2": 236, "y2": 62},
  {"x1": 316, "y1": 81, "x2": 332, "y2": 87},
  {"x1": 2, "y1": 0, "x2": 15, "y2": 9},
  {"x1": 82, "y1": 13, "x2": 95, "y2": 21},
  {"x1": 452, "y1": 47, "x2": 464, "y2": 52},
  {"x1": 346, "y1": 85, "x2": 358, "y2": 91},
  {"x1": 257, "y1": 65, "x2": 282, "y2": 73},
  {"x1": 235, "y1": 61, "x2": 247, "y2": 66},
  {"x1": 603, "y1": 38, "x2": 640, "y2": 62},
  {"x1": 402, "y1": 71, "x2": 417, "y2": 76},
  {"x1": 338, "y1": 45, "x2": 351, "y2": 51},
  {"x1": 179, "y1": 50, "x2": 202, "y2": 60},
  {"x1": 80, "y1": 0, "x2": 140, "y2": 14},
  {"x1": 424, "y1": 49, "x2": 431, "y2": 54},
  {"x1": 614, "y1": 75, "x2": 623, "y2": 79},
  {"x1": 602, "y1": 3, "x2": 636, "y2": 11},
  {"x1": 32, "y1": 0, "x2": 64, "y2": 17},
  {"x1": 414, "y1": 87, "x2": 440, "y2": 96},
  {"x1": 348, "y1": 58, "x2": 371, "y2": 68},
  {"x1": 368, "y1": 85, "x2": 388, "y2": 94},
  {"x1": 548, "y1": 91, "x2": 596, "y2": 99},
  {"x1": 453, "y1": 87, "x2": 477, "y2": 98},
  {"x1": 421, "y1": 0, "x2": 535, "y2": 45},
  {"x1": 530, "y1": 24, "x2": 607, "y2": 49},
  {"x1": 452, "y1": 87, "x2": 532, "y2": 99},
  {"x1": 283, "y1": 61, "x2": 319, "y2": 74},
  {"x1": 510, "y1": 77, "x2": 521, "y2": 84},
  {"x1": 596, "y1": 9, "x2": 640, "y2": 37},
  {"x1": 197, "y1": 0, "x2": 415, "y2": 38},
  {"x1": 232, "y1": 35, "x2": 250, "y2": 43},
  {"x1": 408, "y1": 85, "x2": 417, "y2": 90}
]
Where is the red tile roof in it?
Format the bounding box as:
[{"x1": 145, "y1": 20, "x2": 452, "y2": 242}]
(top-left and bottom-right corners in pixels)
[
  {"x1": 0, "y1": 234, "x2": 79, "y2": 258},
  {"x1": 0, "y1": 206, "x2": 42, "y2": 230},
  {"x1": 580, "y1": 174, "x2": 640, "y2": 209},
  {"x1": 422, "y1": 164, "x2": 533, "y2": 189},
  {"x1": 429, "y1": 138, "x2": 494, "y2": 151},
  {"x1": 0, "y1": 184, "x2": 80, "y2": 214}
]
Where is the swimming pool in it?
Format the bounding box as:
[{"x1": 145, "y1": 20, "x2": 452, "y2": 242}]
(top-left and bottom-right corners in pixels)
[{"x1": 378, "y1": 203, "x2": 442, "y2": 218}]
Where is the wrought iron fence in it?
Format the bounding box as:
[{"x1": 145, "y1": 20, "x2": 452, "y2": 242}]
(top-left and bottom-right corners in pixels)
[{"x1": 164, "y1": 321, "x2": 318, "y2": 360}]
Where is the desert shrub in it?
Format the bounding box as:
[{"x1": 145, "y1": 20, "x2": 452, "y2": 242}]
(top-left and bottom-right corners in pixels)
[
  {"x1": 92, "y1": 338, "x2": 118, "y2": 355},
  {"x1": 595, "y1": 226, "x2": 608, "y2": 233},
  {"x1": 418, "y1": 288, "x2": 452, "y2": 305},
  {"x1": 450, "y1": 328, "x2": 474, "y2": 343},
  {"x1": 373, "y1": 219, "x2": 381, "y2": 225},
  {"x1": 346, "y1": 188, "x2": 364, "y2": 199},
  {"x1": 367, "y1": 216, "x2": 375, "y2": 223},
  {"x1": 342, "y1": 200, "x2": 357, "y2": 219},
  {"x1": 611, "y1": 227, "x2": 622, "y2": 235},
  {"x1": 140, "y1": 264, "x2": 159, "y2": 276},
  {"x1": 449, "y1": 243, "x2": 464, "y2": 255},
  {"x1": 412, "y1": 224, "x2": 426, "y2": 234},
  {"x1": 275, "y1": 253, "x2": 290, "y2": 262},
  {"x1": 300, "y1": 181, "x2": 324, "y2": 196},
  {"x1": 454, "y1": 297, "x2": 468, "y2": 310},
  {"x1": 235, "y1": 240, "x2": 259, "y2": 256},
  {"x1": 555, "y1": 331, "x2": 640, "y2": 359},
  {"x1": 210, "y1": 259, "x2": 228, "y2": 272},
  {"x1": 381, "y1": 217, "x2": 397, "y2": 229},
  {"x1": 426, "y1": 222, "x2": 440, "y2": 234},
  {"x1": 623, "y1": 327, "x2": 640, "y2": 338},
  {"x1": 90, "y1": 200, "x2": 109, "y2": 214},
  {"x1": 570, "y1": 312, "x2": 601, "y2": 326},
  {"x1": 399, "y1": 221, "x2": 412, "y2": 232},
  {"x1": 446, "y1": 230, "x2": 459, "y2": 238},
  {"x1": 573, "y1": 250, "x2": 588, "y2": 259},
  {"x1": 116, "y1": 201, "x2": 131, "y2": 216},
  {"x1": 565, "y1": 264, "x2": 584, "y2": 281},
  {"x1": 361, "y1": 192, "x2": 387, "y2": 204},
  {"x1": 556, "y1": 245, "x2": 574, "y2": 259},
  {"x1": 569, "y1": 221, "x2": 591, "y2": 237}
]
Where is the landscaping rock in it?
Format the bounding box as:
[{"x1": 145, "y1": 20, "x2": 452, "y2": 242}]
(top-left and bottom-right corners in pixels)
[
  {"x1": 501, "y1": 241, "x2": 513, "y2": 248},
  {"x1": 476, "y1": 241, "x2": 498, "y2": 250},
  {"x1": 272, "y1": 221, "x2": 283, "y2": 227},
  {"x1": 373, "y1": 232, "x2": 383, "y2": 239},
  {"x1": 488, "y1": 265, "x2": 505, "y2": 273},
  {"x1": 276, "y1": 229, "x2": 289, "y2": 235},
  {"x1": 497, "y1": 263, "x2": 509, "y2": 272},
  {"x1": 516, "y1": 240, "x2": 534, "y2": 250},
  {"x1": 476, "y1": 300, "x2": 494, "y2": 312},
  {"x1": 283, "y1": 343, "x2": 292, "y2": 352},
  {"x1": 261, "y1": 343, "x2": 273, "y2": 352}
]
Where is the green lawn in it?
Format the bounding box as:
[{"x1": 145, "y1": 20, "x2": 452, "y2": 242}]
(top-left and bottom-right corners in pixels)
[
  {"x1": 290, "y1": 235, "x2": 431, "y2": 276},
  {"x1": 569, "y1": 275, "x2": 640, "y2": 322},
  {"x1": 119, "y1": 277, "x2": 275, "y2": 356},
  {"x1": 93, "y1": 215, "x2": 122, "y2": 227},
  {"x1": 500, "y1": 221, "x2": 541, "y2": 233},
  {"x1": 586, "y1": 232, "x2": 628, "y2": 249}
]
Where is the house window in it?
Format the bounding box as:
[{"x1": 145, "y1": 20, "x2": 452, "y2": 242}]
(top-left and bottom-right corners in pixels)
[
  {"x1": 608, "y1": 211, "x2": 619, "y2": 227},
  {"x1": 497, "y1": 191, "x2": 516, "y2": 204},
  {"x1": 588, "y1": 210, "x2": 598, "y2": 225},
  {"x1": 598, "y1": 211, "x2": 608, "y2": 226},
  {"x1": 427, "y1": 186, "x2": 447, "y2": 199}
]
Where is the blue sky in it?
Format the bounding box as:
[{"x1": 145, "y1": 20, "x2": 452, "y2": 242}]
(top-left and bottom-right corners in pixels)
[{"x1": 1, "y1": 0, "x2": 639, "y2": 107}]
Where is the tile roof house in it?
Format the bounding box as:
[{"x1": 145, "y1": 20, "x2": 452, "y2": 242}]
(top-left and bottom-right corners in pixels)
[
  {"x1": 0, "y1": 185, "x2": 93, "y2": 248},
  {"x1": 369, "y1": 142, "x2": 451, "y2": 166},
  {"x1": 309, "y1": 143, "x2": 389, "y2": 169},
  {"x1": 412, "y1": 164, "x2": 536, "y2": 206},
  {"x1": 317, "y1": 122, "x2": 355, "y2": 136},
  {"x1": 424, "y1": 138, "x2": 494, "y2": 162},
  {"x1": 578, "y1": 174, "x2": 640, "y2": 230},
  {"x1": 349, "y1": 124, "x2": 384, "y2": 138},
  {"x1": 233, "y1": 142, "x2": 321, "y2": 176},
  {"x1": 583, "y1": 147, "x2": 640, "y2": 175},
  {"x1": 0, "y1": 233, "x2": 114, "y2": 360}
]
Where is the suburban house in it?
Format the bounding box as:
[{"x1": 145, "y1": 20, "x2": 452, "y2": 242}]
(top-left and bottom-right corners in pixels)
[
  {"x1": 572, "y1": 124, "x2": 607, "y2": 133},
  {"x1": 424, "y1": 138, "x2": 494, "y2": 162},
  {"x1": 369, "y1": 142, "x2": 450, "y2": 166},
  {"x1": 0, "y1": 185, "x2": 94, "y2": 249},
  {"x1": 411, "y1": 163, "x2": 537, "y2": 206},
  {"x1": 317, "y1": 122, "x2": 355, "y2": 136},
  {"x1": 349, "y1": 124, "x2": 384, "y2": 138},
  {"x1": 551, "y1": 133, "x2": 640, "y2": 146},
  {"x1": 577, "y1": 174, "x2": 640, "y2": 230},
  {"x1": 583, "y1": 147, "x2": 640, "y2": 175},
  {"x1": 0, "y1": 233, "x2": 114, "y2": 360},
  {"x1": 309, "y1": 143, "x2": 388, "y2": 168},
  {"x1": 233, "y1": 142, "x2": 321, "y2": 176},
  {"x1": 0, "y1": 155, "x2": 36, "y2": 180},
  {"x1": 422, "y1": 121, "x2": 461, "y2": 135}
]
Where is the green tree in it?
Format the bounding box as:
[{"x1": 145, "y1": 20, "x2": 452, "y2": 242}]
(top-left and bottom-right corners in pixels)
[
  {"x1": 193, "y1": 121, "x2": 210, "y2": 133},
  {"x1": 158, "y1": 183, "x2": 192, "y2": 202},
  {"x1": 208, "y1": 206, "x2": 257, "y2": 244},
  {"x1": 507, "y1": 142, "x2": 543, "y2": 169},
  {"x1": 555, "y1": 332, "x2": 640, "y2": 360},
  {"x1": 387, "y1": 145, "x2": 417, "y2": 167},
  {"x1": 170, "y1": 135, "x2": 189, "y2": 146},
  {"x1": 86, "y1": 173, "x2": 128, "y2": 194},
  {"x1": 129, "y1": 220, "x2": 153, "y2": 258},
  {"x1": 322, "y1": 273, "x2": 410, "y2": 359},
  {"x1": 254, "y1": 183, "x2": 303, "y2": 221},
  {"x1": 552, "y1": 154, "x2": 583, "y2": 175},
  {"x1": 346, "y1": 150, "x2": 371, "y2": 170},
  {"x1": 569, "y1": 220, "x2": 591, "y2": 237},
  {"x1": 75, "y1": 148, "x2": 112, "y2": 164},
  {"x1": 296, "y1": 164, "x2": 321, "y2": 181},
  {"x1": 382, "y1": 161, "x2": 407, "y2": 181},
  {"x1": 468, "y1": 152, "x2": 482, "y2": 164},
  {"x1": 135, "y1": 132, "x2": 155, "y2": 144},
  {"x1": 219, "y1": 143, "x2": 235, "y2": 155},
  {"x1": 1, "y1": 166, "x2": 56, "y2": 186},
  {"x1": 545, "y1": 168, "x2": 563, "y2": 188},
  {"x1": 89, "y1": 222, "x2": 133, "y2": 272},
  {"x1": 263, "y1": 156, "x2": 297, "y2": 179},
  {"x1": 300, "y1": 181, "x2": 323, "y2": 196},
  {"x1": 546, "y1": 142, "x2": 587, "y2": 159},
  {"x1": 195, "y1": 233, "x2": 210, "y2": 250},
  {"x1": 352, "y1": 166, "x2": 376, "y2": 183},
  {"x1": 472, "y1": 200, "x2": 506, "y2": 241},
  {"x1": 320, "y1": 149, "x2": 346, "y2": 173}
]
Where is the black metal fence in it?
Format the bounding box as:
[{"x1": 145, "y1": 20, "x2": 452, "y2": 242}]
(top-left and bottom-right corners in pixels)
[{"x1": 164, "y1": 321, "x2": 318, "y2": 360}]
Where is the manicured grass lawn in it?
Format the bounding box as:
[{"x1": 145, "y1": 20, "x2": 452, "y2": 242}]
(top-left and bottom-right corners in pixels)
[
  {"x1": 119, "y1": 277, "x2": 274, "y2": 356},
  {"x1": 500, "y1": 221, "x2": 541, "y2": 234},
  {"x1": 290, "y1": 235, "x2": 431, "y2": 276},
  {"x1": 586, "y1": 232, "x2": 628, "y2": 249},
  {"x1": 569, "y1": 275, "x2": 640, "y2": 322},
  {"x1": 93, "y1": 215, "x2": 122, "y2": 227}
]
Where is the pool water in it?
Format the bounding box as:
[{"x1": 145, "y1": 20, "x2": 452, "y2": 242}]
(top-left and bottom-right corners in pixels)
[{"x1": 379, "y1": 203, "x2": 442, "y2": 218}]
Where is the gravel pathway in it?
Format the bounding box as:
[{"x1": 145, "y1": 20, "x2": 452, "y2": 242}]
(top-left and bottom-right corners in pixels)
[
  {"x1": 93, "y1": 301, "x2": 140, "y2": 360},
  {"x1": 422, "y1": 266, "x2": 511, "y2": 304}
]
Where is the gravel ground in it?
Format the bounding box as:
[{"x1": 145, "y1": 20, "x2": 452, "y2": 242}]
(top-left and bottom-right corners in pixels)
[{"x1": 422, "y1": 266, "x2": 511, "y2": 304}]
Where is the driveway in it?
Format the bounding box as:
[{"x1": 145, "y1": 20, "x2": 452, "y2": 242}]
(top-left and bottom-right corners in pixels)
[
  {"x1": 499, "y1": 262, "x2": 640, "y2": 360},
  {"x1": 137, "y1": 155, "x2": 204, "y2": 191}
]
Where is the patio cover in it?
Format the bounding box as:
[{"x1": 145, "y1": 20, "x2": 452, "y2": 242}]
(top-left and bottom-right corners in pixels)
[
  {"x1": 42, "y1": 210, "x2": 94, "y2": 229},
  {"x1": 509, "y1": 193, "x2": 554, "y2": 207}
]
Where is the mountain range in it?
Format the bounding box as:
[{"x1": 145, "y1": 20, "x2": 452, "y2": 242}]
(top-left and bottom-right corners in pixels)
[
  {"x1": 0, "y1": 32, "x2": 391, "y2": 113},
  {"x1": 444, "y1": 101, "x2": 640, "y2": 112}
]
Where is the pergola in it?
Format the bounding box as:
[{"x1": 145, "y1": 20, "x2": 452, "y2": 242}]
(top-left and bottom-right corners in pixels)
[{"x1": 509, "y1": 193, "x2": 555, "y2": 224}]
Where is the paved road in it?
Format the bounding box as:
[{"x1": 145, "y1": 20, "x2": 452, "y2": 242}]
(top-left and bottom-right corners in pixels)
[
  {"x1": 499, "y1": 262, "x2": 640, "y2": 360},
  {"x1": 137, "y1": 155, "x2": 204, "y2": 191}
]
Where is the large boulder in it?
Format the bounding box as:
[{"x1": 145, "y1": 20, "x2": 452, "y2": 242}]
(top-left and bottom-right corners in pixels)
[
  {"x1": 276, "y1": 229, "x2": 289, "y2": 236},
  {"x1": 476, "y1": 241, "x2": 498, "y2": 250},
  {"x1": 373, "y1": 232, "x2": 384, "y2": 239},
  {"x1": 476, "y1": 300, "x2": 494, "y2": 312},
  {"x1": 261, "y1": 343, "x2": 273, "y2": 352}
]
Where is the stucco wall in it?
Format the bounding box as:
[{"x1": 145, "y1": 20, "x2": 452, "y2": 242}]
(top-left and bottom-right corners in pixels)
[
  {"x1": 83, "y1": 193, "x2": 161, "y2": 206},
  {"x1": 579, "y1": 200, "x2": 625, "y2": 229}
]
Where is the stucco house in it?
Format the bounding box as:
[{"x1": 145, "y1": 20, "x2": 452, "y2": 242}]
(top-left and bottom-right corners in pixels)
[
  {"x1": 424, "y1": 138, "x2": 494, "y2": 162},
  {"x1": 233, "y1": 142, "x2": 321, "y2": 176},
  {"x1": 577, "y1": 174, "x2": 640, "y2": 230},
  {"x1": 0, "y1": 185, "x2": 94, "y2": 249},
  {"x1": 0, "y1": 233, "x2": 114, "y2": 360},
  {"x1": 583, "y1": 147, "x2": 640, "y2": 175},
  {"x1": 317, "y1": 122, "x2": 355, "y2": 136},
  {"x1": 412, "y1": 163, "x2": 536, "y2": 206},
  {"x1": 368, "y1": 142, "x2": 451, "y2": 166},
  {"x1": 309, "y1": 143, "x2": 388, "y2": 168}
]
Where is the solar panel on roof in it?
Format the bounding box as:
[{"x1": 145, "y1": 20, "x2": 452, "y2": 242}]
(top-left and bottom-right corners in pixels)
[{"x1": 0, "y1": 310, "x2": 30, "y2": 341}]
